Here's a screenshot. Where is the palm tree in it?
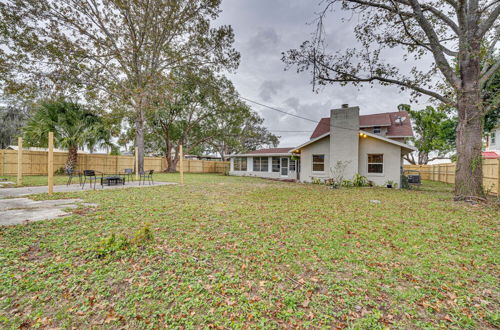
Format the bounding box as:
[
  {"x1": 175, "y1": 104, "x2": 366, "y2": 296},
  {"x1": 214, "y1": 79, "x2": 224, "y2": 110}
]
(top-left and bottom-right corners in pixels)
[{"x1": 23, "y1": 100, "x2": 113, "y2": 171}]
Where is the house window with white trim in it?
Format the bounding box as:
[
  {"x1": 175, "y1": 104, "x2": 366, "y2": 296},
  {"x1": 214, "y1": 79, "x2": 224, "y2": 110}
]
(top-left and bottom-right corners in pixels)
[
  {"x1": 253, "y1": 157, "x2": 269, "y2": 172},
  {"x1": 289, "y1": 159, "x2": 296, "y2": 171},
  {"x1": 491, "y1": 132, "x2": 496, "y2": 145},
  {"x1": 373, "y1": 126, "x2": 381, "y2": 134},
  {"x1": 272, "y1": 157, "x2": 280, "y2": 172},
  {"x1": 312, "y1": 154, "x2": 325, "y2": 172},
  {"x1": 234, "y1": 157, "x2": 247, "y2": 171},
  {"x1": 368, "y1": 154, "x2": 383, "y2": 173}
]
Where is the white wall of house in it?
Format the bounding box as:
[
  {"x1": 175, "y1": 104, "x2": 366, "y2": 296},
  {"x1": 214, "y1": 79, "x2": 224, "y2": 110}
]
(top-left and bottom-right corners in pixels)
[
  {"x1": 299, "y1": 136, "x2": 331, "y2": 182},
  {"x1": 330, "y1": 106, "x2": 359, "y2": 179},
  {"x1": 486, "y1": 125, "x2": 499, "y2": 151},
  {"x1": 230, "y1": 156, "x2": 297, "y2": 180},
  {"x1": 358, "y1": 136, "x2": 402, "y2": 187}
]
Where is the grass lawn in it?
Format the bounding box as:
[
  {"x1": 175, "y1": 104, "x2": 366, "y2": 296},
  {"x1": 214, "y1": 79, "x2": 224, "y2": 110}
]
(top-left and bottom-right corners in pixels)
[{"x1": 0, "y1": 174, "x2": 498, "y2": 328}]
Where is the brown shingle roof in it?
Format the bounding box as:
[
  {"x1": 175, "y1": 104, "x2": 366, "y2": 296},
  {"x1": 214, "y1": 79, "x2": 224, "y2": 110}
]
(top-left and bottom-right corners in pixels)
[{"x1": 309, "y1": 111, "x2": 413, "y2": 139}]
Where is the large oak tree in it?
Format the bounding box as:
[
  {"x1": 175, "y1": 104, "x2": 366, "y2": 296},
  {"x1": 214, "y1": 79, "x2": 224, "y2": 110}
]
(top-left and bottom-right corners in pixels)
[
  {"x1": 0, "y1": 0, "x2": 239, "y2": 172},
  {"x1": 283, "y1": 0, "x2": 499, "y2": 200}
]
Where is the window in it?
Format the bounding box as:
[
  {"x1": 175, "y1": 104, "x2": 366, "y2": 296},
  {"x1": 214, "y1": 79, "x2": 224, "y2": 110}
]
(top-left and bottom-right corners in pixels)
[
  {"x1": 312, "y1": 154, "x2": 325, "y2": 172},
  {"x1": 233, "y1": 157, "x2": 247, "y2": 171},
  {"x1": 491, "y1": 132, "x2": 496, "y2": 145},
  {"x1": 272, "y1": 157, "x2": 280, "y2": 172},
  {"x1": 373, "y1": 126, "x2": 381, "y2": 134},
  {"x1": 368, "y1": 154, "x2": 383, "y2": 173},
  {"x1": 253, "y1": 157, "x2": 269, "y2": 172},
  {"x1": 289, "y1": 159, "x2": 296, "y2": 171}
]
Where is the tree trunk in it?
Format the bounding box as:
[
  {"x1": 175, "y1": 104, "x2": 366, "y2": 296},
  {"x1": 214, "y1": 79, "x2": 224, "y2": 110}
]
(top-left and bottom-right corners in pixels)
[
  {"x1": 165, "y1": 145, "x2": 179, "y2": 172},
  {"x1": 455, "y1": 91, "x2": 484, "y2": 199},
  {"x1": 454, "y1": 44, "x2": 484, "y2": 199},
  {"x1": 135, "y1": 111, "x2": 145, "y2": 174},
  {"x1": 65, "y1": 145, "x2": 78, "y2": 172}
]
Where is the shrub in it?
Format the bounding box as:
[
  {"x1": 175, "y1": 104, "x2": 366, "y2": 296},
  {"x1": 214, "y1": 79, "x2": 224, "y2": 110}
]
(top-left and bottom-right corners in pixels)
[
  {"x1": 91, "y1": 224, "x2": 154, "y2": 258},
  {"x1": 385, "y1": 180, "x2": 398, "y2": 188},
  {"x1": 311, "y1": 177, "x2": 322, "y2": 185},
  {"x1": 352, "y1": 173, "x2": 369, "y2": 187},
  {"x1": 341, "y1": 179, "x2": 353, "y2": 187}
]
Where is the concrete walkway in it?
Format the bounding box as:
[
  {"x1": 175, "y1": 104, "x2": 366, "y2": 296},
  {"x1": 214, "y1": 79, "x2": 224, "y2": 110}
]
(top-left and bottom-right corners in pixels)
[
  {"x1": 0, "y1": 181, "x2": 176, "y2": 225},
  {"x1": 0, "y1": 181, "x2": 175, "y2": 199}
]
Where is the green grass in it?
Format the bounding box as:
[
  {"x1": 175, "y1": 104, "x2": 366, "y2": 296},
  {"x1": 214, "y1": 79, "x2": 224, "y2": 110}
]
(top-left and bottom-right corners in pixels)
[{"x1": 0, "y1": 175, "x2": 498, "y2": 328}]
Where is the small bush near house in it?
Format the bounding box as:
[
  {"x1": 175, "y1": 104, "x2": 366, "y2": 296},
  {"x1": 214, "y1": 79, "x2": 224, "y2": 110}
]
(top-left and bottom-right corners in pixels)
[
  {"x1": 341, "y1": 179, "x2": 353, "y2": 187},
  {"x1": 352, "y1": 173, "x2": 369, "y2": 187}
]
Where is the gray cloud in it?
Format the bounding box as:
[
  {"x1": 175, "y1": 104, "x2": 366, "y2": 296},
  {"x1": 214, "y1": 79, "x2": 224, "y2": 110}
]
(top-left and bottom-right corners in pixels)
[
  {"x1": 217, "y1": 0, "x2": 431, "y2": 147},
  {"x1": 259, "y1": 80, "x2": 285, "y2": 101}
]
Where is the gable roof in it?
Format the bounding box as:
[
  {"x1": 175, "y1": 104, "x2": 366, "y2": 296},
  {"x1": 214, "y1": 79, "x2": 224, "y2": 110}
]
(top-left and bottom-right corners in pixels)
[
  {"x1": 310, "y1": 111, "x2": 413, "y2": 139},
  {"x1": 293, "y1": 131, "x2": 416, "y2": 153}
]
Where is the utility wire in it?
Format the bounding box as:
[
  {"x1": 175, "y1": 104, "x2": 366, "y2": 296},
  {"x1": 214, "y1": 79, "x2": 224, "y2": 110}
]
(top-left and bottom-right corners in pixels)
[{"x1": 238, "y1": 96, "x2": 367, "y2": 134}]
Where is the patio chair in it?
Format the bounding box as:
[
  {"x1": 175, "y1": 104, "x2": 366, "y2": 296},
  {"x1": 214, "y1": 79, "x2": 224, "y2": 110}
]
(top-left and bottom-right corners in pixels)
[
  {"x1": 139, "y1": 169, "x2": 154, "y2": 186},
  {"x1": 81, "y1": 170, "x2": 102, "y2": 190},
  {"x1": 65, "y1": 168, "x2": 81, "y2": 186},
  {"x1": 123, "y1": 168, "x2": 134, "y2": 182}
]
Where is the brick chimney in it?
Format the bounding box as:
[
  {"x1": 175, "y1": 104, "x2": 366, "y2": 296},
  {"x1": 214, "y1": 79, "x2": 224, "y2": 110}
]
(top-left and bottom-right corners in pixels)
[{"x1": 330, "y1": 105, "x2": 359, "y2": 179}]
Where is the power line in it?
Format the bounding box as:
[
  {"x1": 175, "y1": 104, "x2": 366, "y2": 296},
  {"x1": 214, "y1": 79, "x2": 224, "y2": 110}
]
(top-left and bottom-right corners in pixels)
[{"x1": 238, "y1": 96, "x2": 363, "y2": 134}]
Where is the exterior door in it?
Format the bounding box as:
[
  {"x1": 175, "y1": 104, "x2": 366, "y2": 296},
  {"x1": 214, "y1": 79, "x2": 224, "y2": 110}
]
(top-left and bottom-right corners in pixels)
[{"x1": 280, "y1": 157, "x2": 288, "y2": 176}]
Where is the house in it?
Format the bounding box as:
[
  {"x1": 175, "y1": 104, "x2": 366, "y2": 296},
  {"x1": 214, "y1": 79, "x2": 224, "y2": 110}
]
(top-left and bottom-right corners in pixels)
[
  {"x1": 484, "y1": 121, "x2": 500, "y2": 159},
  {"x1": 229, "y1": 104, "x2": 417, "y2": 187}
]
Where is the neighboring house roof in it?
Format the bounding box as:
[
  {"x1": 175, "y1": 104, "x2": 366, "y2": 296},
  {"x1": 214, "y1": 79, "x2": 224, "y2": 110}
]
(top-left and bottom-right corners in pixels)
[
  {"x1": 230, "y1": 147, "x2": 295, "y2": 157},
  {"x1": 482, "y1": 151, "x2": 499, "y2": 159},
  {"x1": 310, "y1": 111, "x2": 413, "y2": 139},
  {"x1": 293, "y1": 131, "x2": 416, "y2": 153}
]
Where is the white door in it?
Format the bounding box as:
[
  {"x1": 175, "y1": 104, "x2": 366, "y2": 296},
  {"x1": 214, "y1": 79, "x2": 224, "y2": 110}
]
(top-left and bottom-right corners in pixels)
[{"x1": 280, "y1": 157, "x2": 288, "y2": 176}]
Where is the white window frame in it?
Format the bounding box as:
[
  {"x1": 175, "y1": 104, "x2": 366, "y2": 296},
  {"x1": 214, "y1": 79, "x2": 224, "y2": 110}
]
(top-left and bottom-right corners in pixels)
[
  {"x1": 233, "y1": 157, "x2": 247, "y2": 171},
  {"x1": 491, "y1": 132, "x2": 496, "y2": 145},
  {"x1": 253, "y1": 157, "x2": 269, "y2": 172},
  {"x1": 272, "y1": 157, "x2": 280, "y2": 172},
  {"x1": 367, "y1": 154, "x2": 384, "y2": 174},
  {"x1": 373, "y1": 126, "x2": 381, "y2": 134},
  {"x1": 289, "y1": 159, "x2": 296, "y2": 171},
  {"x1": 312, "y1": 154, "x2": 325, "y2": 172}
]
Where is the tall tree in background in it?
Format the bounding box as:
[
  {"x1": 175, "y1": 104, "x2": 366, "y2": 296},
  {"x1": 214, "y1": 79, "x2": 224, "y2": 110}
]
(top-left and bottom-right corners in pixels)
[
  {"x1": 208, "y1": 105, "x2": 280, "y2": 160},
  {"x1": 0, "y1": 102, "x2": 29, "y2": 149},
  {"x1": 0, "y1": 0, "x2": 239, "y2": 173},
  {"x1": 23, "y1": 100, "x2": 112, "y2": 171},
  {"x1": 401, "y1": 104, "x2": 456, "y2": 164},
  {"x1": 283, "y1": 0, "x2": 499, "y2": 200}
]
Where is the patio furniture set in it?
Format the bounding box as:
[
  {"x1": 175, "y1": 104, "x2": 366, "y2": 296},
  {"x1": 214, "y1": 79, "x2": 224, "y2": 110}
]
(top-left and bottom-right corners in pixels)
[{"x1": 66, "y1": 168, "x2": 154, "y2": 189}]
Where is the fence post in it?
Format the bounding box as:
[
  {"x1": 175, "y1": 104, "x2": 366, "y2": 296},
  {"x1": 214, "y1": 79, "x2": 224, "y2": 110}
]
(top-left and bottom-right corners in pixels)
[
  {"x1": 48, "y1": 132, "x2": 54, "y2": 195},
  {"x1": 497, "y1": 158, "x2": 500, "y2": 198},
  {"x1": 0, "y1": 149, "x2": 3, "y2": 176},
  {"x1": 179, "y1": 145, "x2": 184, "y2": 185},
  {"x1": 17, "y1": 137, "x2": 23, "y2": 186},
  {"x1": 135, "y1": 147, "x2": 139, "y2": 180}
]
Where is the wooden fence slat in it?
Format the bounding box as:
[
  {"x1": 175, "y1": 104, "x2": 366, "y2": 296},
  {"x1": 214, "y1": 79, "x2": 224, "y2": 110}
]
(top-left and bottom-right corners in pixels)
[
  {"x1": 404, "y1": 161, "x2": 499, "y2": 196},
  {"x1": 0, "y1": 149, "x2": 228, "y2": 176}
]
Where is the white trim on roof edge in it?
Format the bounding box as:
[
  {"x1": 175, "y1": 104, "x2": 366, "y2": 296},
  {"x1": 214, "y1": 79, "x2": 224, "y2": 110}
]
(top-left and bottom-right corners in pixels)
[
  {"x1": 292, "y1": 131, "x2": 416, "y2": 152},
  {"x1": 229, "y1": 152, "x2": 294, "y2": 157}
]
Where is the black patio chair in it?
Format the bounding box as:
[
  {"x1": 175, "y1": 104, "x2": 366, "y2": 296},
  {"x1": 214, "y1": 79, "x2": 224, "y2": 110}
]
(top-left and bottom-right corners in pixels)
[
  {"x1": 139, "y1": 169, "x2": 154, "y2": 185},
  {"x1": 65, "y1": 168, "x2": 81, "y2": 186},
  {"x1": 123, "y1": 168, "x2": 134, "y2": 182},
  {"x1": 81, "y1": 170, "x2": 102, "y2": 190}
]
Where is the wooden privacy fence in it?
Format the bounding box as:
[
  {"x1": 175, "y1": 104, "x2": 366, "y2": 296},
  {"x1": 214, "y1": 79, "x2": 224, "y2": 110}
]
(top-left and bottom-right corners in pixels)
[
  {"x1": 0, "y1": 149, "x2": 229, "y2": 176},
  {"x1": 404, "y1": 158, "x2": 500, "y2": 196}
]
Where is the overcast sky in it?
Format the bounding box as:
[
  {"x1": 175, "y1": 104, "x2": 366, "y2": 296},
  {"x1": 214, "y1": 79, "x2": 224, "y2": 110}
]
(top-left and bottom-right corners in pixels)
[{"x1": 217, "y1": 0, "x2": 432, "y2": 148}]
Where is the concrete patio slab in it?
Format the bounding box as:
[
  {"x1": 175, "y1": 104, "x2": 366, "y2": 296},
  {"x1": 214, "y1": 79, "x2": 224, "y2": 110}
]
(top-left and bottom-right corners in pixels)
[
  {"x1": 0, "y1": 181, "x2": 176, "y2": 225},
  {"x1": 0, "y1": 181, "x2": 176, "y2": 199},
  {"x1": 0, "y1": 198, "x2": 85, "y2": 226}
]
